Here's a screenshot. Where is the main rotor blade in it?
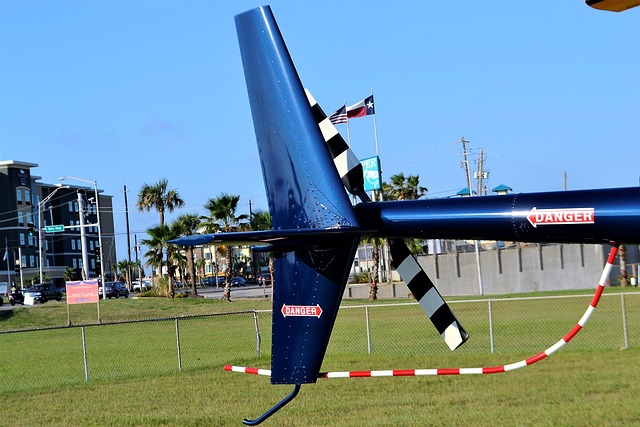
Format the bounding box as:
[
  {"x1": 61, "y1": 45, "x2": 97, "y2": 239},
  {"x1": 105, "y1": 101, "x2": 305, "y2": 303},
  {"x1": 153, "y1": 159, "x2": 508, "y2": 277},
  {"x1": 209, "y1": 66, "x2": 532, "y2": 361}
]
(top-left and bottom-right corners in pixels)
[{"x1": 389, "y1": 238, "x2": 468, "y2": 350}]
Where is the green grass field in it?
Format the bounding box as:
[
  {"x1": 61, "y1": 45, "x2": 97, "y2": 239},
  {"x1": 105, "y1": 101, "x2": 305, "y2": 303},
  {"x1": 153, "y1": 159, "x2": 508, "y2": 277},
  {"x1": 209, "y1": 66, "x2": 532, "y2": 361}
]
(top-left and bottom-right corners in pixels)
[{"x1": 1, "y1": 291, "x2": 639, "y2": 426}]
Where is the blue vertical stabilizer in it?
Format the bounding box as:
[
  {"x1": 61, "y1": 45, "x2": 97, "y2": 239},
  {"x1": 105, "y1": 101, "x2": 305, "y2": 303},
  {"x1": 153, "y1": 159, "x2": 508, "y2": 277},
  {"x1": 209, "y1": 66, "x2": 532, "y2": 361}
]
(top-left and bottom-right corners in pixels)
[{"x1": 235, "y1": 6, "x2": 361, "y2": 385}]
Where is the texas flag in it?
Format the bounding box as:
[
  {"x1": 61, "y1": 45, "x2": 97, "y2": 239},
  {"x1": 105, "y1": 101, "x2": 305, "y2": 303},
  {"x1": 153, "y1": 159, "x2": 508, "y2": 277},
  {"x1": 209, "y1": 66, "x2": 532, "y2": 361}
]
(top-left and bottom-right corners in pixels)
[{"x1": 346, "y1": 95, "x2": 375, "y2": 118}]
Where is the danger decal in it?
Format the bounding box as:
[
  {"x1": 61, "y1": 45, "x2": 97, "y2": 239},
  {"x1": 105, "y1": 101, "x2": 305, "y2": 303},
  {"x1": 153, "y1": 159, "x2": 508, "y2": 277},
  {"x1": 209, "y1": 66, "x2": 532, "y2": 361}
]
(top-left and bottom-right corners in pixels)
[
  {"x1": 527, "y1": 207, "x2": 595, "y2": 228},
  {"x1": 281, "y1": 304, "x2": 323, "y2": 318}
]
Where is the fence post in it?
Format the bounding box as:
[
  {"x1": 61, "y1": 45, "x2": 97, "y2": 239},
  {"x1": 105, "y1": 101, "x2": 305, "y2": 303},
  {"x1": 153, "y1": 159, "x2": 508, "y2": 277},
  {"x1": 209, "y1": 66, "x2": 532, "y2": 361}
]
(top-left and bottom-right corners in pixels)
[
  {"x1": 365, "y1": 305, "x2": 372, "y2": 355},
  {"x1": 175, "y1": 318, "x2": 183, "y2": 371},
  {"x1": 253, "y1": 310, "x2": 262, "y2": 357},
  {"x1": 488, "y1": 299, "x2": 495, "y2": 354},
  {"x1": 621, "y1": 293, "x2": 629, "y2": 350},
  {"x1": 81, "y1": 326, "x2": 89, "y2": 381}
]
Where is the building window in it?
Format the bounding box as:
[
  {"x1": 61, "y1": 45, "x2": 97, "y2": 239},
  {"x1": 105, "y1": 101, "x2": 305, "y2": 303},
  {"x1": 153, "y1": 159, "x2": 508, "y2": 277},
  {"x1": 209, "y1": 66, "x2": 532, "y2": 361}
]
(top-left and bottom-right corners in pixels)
[
  {"x1": 25, "y1": 188, "x2": 31, "y2": 204},
  {"x1": 71, "y1": 240, "x2": 76, "y2": 250},
  {"x1": 91, "y1": 259, "x2": 95, "y2": 269},
  {"x1": 26, "y1": 212, "x2": 32, "y2": 224},
  {"x1": 68, "y1": 201, "x2": 73, "y2": 212},
  {"x1": 73, "y1": 259, "x2": 77, "y2": 269},
  {"x1": 29, "y1": 255, "x2": 35, "y2": 268},
  {"x1": 18, "y1": 211, "x2": 24, "y2": 225},
  {"x1": 19, "y1": 233, "x2": 25, "y2": 246},
  {"x1": 16, "y1": 188, "x2": 22, "y2": 203}
]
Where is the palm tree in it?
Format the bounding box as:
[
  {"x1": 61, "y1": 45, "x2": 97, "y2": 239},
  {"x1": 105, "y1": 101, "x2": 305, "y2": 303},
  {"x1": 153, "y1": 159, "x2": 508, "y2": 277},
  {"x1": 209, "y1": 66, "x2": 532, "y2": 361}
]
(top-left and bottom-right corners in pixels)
[
  {"x1": 64, "y1": 267, "x2": 77, "y2": 281},
  {"x1": 365, "y1": 236, "x2": 385, "y2": 301},
  {"x1": 141, "y1": 224, "x2": 181, "y2": 297},
  {"x1": 383, "y1": 173, "x2": 428, "y2": 201},
  {"x1": 117, "y1": 259, "x2": 137, "y2": 289},
  {"x1": 175, "y1": 213, "x2": 202, "y2": 295},
  {"x1": 619, "y1": 244, "x2": 629, "y2": 286},
  {"x1": 373, "y1": 173, "x2": 428, "y2": 300},
  {"x1": 195, "y1": 258, "x2": 206, "y2": 284},
  {"x1": 250, "y1": 210, "x2": 273, "y2": 299},
  {"x1": 136, "y1": 178, "x2": 185, "y2": 227},
  {"x1": 202, "y1": 193, "x2": 249, "y2": 301}
]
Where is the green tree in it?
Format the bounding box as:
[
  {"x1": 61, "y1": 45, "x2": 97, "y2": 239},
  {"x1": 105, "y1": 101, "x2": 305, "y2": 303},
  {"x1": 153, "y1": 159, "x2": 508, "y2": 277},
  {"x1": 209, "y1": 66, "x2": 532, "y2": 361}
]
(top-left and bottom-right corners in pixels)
[
  {"x1": 250, "y1": 209, "x2": 273, "y2": 299},
  {"x1": 116, "y1": 259, "x2": 137, "y2": 288},
  {"x1": 202, "y1": 193, "x2": 249, "y2": 301},
  {"x1": 374, "y1": 173, "x2": 429, "y2": 300},
  {"x1": 141, "y1": 224, "x2": 178, "y2": 297},
  {"x1": 383, "y1": 172, "x2": 428, "y2": 201},
  {"x1": 136, "y1": 178, "x2": 185, "y2": 227},
  {"x1": 175, "y1": 213, "x2": 202, "y2": 295},
  {"x1": 63, "y1": 267, "x2": 77, "y2": 281}
]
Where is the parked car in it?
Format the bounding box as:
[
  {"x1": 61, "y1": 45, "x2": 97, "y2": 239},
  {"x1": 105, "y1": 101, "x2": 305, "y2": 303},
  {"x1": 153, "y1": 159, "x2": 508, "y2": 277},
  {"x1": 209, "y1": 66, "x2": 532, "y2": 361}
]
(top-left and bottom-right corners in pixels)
[
  {"x1": 230, "y1": 277, "x2": 246, "y2": 287},
  {"x1": 257, "y1": 273, "x2": 272, "y2": 287},
  {"x1": 23, "y1": 283, "x2": 63, "y2": 303},
  {"x1": 99, "y1": 281, "x2": 129, "y2": 299},
  {"x1": 132, "y1": 280, "x2": 151, "y2": 292},
  {"x1": 202, "y1": 276, "x2": 225, "y2": 287}
]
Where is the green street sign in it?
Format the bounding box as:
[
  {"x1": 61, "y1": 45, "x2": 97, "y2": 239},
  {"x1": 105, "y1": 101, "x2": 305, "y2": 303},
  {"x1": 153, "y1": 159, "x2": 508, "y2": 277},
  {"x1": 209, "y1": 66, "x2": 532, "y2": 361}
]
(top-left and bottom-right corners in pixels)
[{"x1": 45, "y1": 225, "x2": 65, "y2": 233}]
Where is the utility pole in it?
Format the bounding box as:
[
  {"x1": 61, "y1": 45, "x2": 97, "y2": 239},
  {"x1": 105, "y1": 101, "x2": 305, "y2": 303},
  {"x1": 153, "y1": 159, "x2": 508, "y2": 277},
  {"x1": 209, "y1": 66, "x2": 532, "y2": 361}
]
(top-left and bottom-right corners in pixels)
[
  {"x1": 458, "y1": 137, "x2": 484, "y2": 295},
  {"x1": 475, "y1": 149, "x2": 488, "y2": 196},
  {"x1": 77, "y1": 190, "x2": 90, "y2": 280},
  {"x1": 124, "y1": 184, "x2": 132, "y2": 288},
  {"x1": 135, "y1": 234, "x2": 142, "y2": 284},
  {"x1": 459, "y1": 137, "x2": 473, "y2": 195}
]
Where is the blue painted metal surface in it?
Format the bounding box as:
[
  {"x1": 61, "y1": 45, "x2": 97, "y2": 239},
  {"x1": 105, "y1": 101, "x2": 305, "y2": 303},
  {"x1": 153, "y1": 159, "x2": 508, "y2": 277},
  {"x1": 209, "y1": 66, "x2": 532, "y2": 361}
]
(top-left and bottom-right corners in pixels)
[
  {"x1": 235, "y1": 5, "x2": 360, "y2": 385},
  {"x1": 354, "y1": 187, "x2": 640, "y2": 243}
]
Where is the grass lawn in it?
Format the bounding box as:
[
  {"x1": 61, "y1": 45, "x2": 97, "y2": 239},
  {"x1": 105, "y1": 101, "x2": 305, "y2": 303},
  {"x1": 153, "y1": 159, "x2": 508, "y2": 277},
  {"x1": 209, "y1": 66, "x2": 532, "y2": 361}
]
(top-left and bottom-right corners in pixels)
[
  {"x1": 1, "y1": 290, "x2": 639, "y2": 425},
  {"x1": 1, "y1": 350, "x2": 639, "y2": 426}
]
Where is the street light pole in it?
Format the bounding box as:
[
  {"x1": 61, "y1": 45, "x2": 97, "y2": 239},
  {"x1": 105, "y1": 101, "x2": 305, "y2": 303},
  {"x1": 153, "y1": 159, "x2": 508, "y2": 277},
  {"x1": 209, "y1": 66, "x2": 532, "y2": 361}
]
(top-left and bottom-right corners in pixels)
[
  {"x1": 38, "y1": 185, "x2": 69, "y2": 283},
  {"x1": 59, "y1": 176, "x2": 106, "y2": 300}
]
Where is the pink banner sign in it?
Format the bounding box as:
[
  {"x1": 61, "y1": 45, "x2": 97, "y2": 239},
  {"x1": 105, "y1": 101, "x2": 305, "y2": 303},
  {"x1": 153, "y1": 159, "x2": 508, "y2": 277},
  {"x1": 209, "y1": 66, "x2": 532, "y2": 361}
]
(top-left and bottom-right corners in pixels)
[{"x1": 66, "y1": 280, "x2": 99, "y2": 305}]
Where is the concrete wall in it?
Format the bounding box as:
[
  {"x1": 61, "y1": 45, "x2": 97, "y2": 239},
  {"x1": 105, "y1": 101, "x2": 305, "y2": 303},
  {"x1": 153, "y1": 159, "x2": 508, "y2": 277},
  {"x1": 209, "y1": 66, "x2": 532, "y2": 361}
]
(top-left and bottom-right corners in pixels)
[{"x1": 345, "y1": 243, "x2": 639, "y2": 299}]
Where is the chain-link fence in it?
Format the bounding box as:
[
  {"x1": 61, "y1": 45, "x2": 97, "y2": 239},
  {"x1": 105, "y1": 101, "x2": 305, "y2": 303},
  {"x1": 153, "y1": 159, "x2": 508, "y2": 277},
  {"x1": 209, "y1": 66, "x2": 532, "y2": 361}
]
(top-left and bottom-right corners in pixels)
[{"x1": 1, "y1": 292, "x2": 638, "y2": 393}]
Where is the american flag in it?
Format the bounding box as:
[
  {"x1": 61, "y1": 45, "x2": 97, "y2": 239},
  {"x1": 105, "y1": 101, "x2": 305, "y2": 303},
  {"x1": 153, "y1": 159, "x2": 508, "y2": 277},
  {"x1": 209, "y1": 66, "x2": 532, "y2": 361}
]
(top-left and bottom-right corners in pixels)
[{"x1": 328, "y1": 105, "x2": 348, "y2": 125}]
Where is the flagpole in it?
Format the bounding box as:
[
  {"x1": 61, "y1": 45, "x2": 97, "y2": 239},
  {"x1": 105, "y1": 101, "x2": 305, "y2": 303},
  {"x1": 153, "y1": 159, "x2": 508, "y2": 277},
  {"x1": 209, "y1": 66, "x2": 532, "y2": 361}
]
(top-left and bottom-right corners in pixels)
[
  {"x1": 345, "y1": 99, "x2": 351, "y2": 147},
  {"x1": 371, "y1": 88, "x2": 379, "y2": 157}
]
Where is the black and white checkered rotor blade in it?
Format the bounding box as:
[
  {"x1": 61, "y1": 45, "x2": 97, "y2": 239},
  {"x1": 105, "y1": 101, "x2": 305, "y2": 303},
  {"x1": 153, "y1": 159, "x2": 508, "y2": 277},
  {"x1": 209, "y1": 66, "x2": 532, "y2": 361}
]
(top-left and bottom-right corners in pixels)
[
  {"x1": 389, "y1": 238, "x2": 468, "y2": 350},
  {"x1": 306, "y1": 88, "x2": 468, "y2": 350}
]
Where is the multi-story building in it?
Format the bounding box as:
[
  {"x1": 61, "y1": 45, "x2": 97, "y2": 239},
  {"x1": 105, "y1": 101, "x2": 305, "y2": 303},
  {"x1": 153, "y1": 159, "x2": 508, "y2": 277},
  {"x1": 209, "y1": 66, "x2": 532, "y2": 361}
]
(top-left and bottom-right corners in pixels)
[{"x1": 0, "y1": 160, "x2": 117, "y2": 289}]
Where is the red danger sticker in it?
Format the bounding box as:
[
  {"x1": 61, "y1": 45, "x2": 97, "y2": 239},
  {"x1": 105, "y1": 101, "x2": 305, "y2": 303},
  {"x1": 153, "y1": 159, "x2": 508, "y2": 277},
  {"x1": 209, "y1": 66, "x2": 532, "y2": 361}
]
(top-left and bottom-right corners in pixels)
[
  {"x1": 281, "y1": 304, "x2": 323, "y2": 318},
  {"x1": 527, "y1": 207, "x2": 595, "y2": 228}
]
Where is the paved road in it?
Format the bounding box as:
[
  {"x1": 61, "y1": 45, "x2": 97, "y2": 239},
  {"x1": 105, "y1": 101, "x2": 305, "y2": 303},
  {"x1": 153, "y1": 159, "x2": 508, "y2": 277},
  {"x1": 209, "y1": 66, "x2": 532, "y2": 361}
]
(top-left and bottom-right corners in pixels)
[
  {"x1": 0, "y1": 285, "x2": 272, "y2": 312},
  {"x1": 195, "y1": 285, "x2": 272, "y2": 300}
]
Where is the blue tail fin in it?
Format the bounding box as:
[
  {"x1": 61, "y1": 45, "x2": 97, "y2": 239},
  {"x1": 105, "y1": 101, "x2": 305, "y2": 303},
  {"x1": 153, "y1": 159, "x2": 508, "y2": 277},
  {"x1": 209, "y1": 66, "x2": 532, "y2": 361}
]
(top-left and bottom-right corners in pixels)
[{"x1": 235, "y1": 5, "x2": 361, "y2": 385}]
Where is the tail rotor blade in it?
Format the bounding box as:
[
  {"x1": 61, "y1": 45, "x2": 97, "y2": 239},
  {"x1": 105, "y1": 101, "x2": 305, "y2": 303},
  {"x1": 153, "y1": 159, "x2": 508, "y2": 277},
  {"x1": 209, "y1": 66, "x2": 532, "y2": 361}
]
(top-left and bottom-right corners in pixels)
[
  {"x1": 305, "y1": 88, "x2": 469, "y2": 350},
  {"x1": 389, "y1": 238, "x2": 469, "y2": 350}
]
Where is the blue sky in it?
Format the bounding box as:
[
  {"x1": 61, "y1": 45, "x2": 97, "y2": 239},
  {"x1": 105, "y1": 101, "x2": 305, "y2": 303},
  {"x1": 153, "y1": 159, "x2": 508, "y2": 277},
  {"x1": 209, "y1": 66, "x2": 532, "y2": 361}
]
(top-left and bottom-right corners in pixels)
[{"x1": 1, "y1": 0, "x2": 638, "y2": 262}]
